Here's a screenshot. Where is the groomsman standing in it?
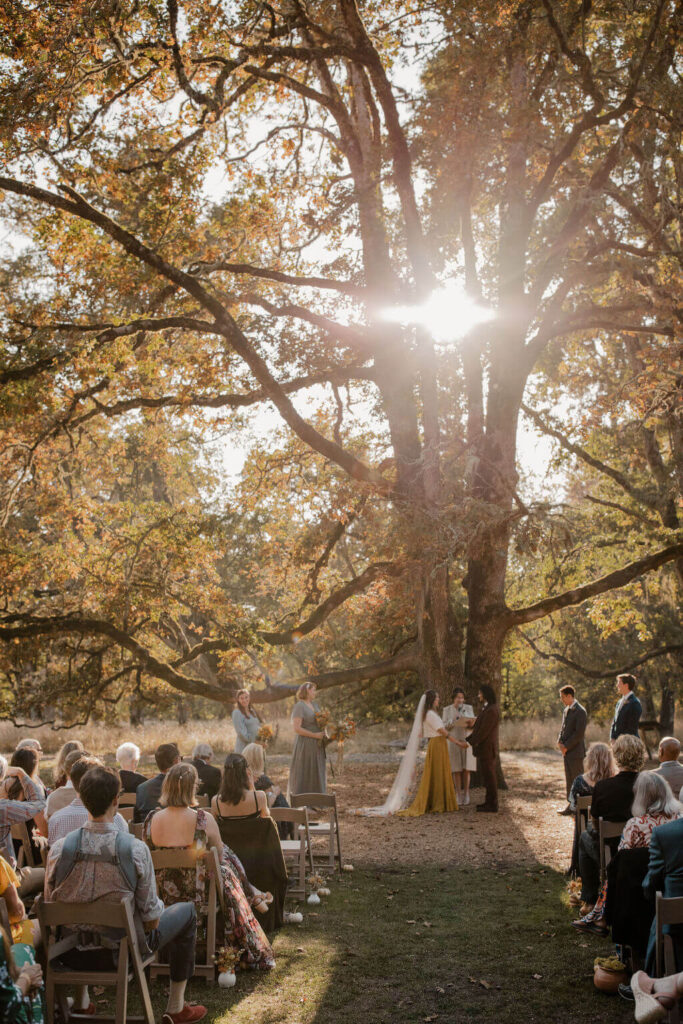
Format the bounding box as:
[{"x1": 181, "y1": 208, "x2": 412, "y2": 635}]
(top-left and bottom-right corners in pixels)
[
  {"x1": 557, "y1": 685, "x2": 587, "y2": 815},
  {"x1": 610, "y1": 673, "x2": 642, "y2": 740}
]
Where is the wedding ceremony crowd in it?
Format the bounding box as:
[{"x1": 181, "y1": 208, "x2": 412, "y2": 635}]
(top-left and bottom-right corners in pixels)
[{"x1": 0, "y1": 675, "x2": 682, "y2": 1023}]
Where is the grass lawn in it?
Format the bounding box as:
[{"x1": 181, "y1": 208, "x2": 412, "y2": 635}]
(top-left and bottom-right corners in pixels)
[{"x1": 114, "y1": 864, "x2": 634, "y2": 1024}]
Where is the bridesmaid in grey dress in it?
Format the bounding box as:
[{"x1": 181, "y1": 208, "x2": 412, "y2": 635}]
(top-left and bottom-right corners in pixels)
[{"x1": 288, "y1": 682, "x2": 326, "y2": 797}]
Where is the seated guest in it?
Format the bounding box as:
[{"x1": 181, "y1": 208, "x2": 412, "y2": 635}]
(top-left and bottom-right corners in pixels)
[
  {"x1": 48, "y1": 757, "x2": 128, "y2": 846},
  {"x1": 46, "y1": 750, "x2": 89, "y2": 820},
  {"x1": 642, "y1": 806, "x2": 683, "y2": 977},
  {"x1": 577, "y1": 733, "x2": 645, "y2": 913},
  {"x1": 0, "y1": 756, "x2": 8, "y2": 782},
  {"x1": 144, "y1": 762, "x2": 275, "y2": 971},
  {"x1": 211, "y1": 754, "x2": 288, "y2": 932},
  {"x1": 0, "y1": 764, "x2": 47, "y2": 887},
  {"x1": 45, "y1": 765, "x2": 206, "y2": 1024},
  {"x1": 14, "y1": 740, "x2": 46, "y2": 798},
  {"x1": 654, "y1": 737, "x2": 683, "y2": 799},
  {"x1": 52, "y1": 741, "x2": 84, "y2": 791},
  {"x1": 574, "y1": 771, "x2": 682, "y2": 936},
  {"x1": 116, "y1": 742, "x2": 148, "y2": 793},
  {"x1": 0, "y1": 854, "x2": 39, "y2": 946},
  {"x1": 134, "y1": 743, "x2": 180, "y2": 823},
  {"x1": 568, "y1": 741, "x2": 616, "y2": 879},
  {"x1": 190, "y1": 743, "x2": 221, "y2": 802},
  {"x1": 241, "y1": 743, "x2": 293, "y2": 840},
  {"x1": 0, "y1": 922, "x2": 44, "y2": 1023}
]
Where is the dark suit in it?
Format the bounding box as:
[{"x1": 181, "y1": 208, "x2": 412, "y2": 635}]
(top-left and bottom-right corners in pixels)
[
  {"x1": 191, "y1": 758, "x2": 221, "y2": 801},
  {"x1": 643, "y1": 818, "x2": 683, "y2": 972},
  {"x1": 558, "y1": 701, "x2": 587, "y2": 797},
  {"x1": 610, "y1": 692, "x2": 642, "y2": 740},
  {"x1": 467, "y1": 703, "x2": 500, "y2": 810},
  {"x1": 134, "y1": 772, "x2": 165, "y2": 823},
  {"x1": 119, "y1": 769, "x2": 148, "y2": 794}
]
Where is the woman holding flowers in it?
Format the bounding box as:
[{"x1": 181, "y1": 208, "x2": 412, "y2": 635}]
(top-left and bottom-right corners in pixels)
[
  {"x1": 232, "y1": 690, "x2": 261, "y2": 754},
  {"x1": 288, "y1": 682, "x2": 326, "y2": 797}
]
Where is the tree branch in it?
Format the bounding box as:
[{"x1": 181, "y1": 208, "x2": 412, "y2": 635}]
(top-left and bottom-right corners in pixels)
[
  {"x1": 518, "y1": 630, "x2": 683, "y2": 679},
  {"x1": 506, "y1": 539, "x2": 683, "y2": 626},
  {"x1": 249, "y1": 647, "x2": 419, "y2": 703},
  {"x1": 0, "y1": 175, "x2": 393, "y2": 494},
  {"x1": 259, "y1": 561, "x2": 404, "y2": 645}
]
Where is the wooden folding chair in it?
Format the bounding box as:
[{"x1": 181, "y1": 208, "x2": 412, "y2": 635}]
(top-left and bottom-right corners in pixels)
[
  {"x1": 655, "y1": 892, "x2": 683, "y2": 1023},
  {"x1": 36, "y1": 892, "x2": 155, "y2": 1024},
  {"x1": 117, "y1": 793, "x2": 137, "y2": 808},
  {"x1": 271, "y1": 807, "x2": 313, "y2": 896},
  {"x1": 11, "y1": 820, "x2": 38, "y2": 869},
  {"x1": 118, "y1": 806, "x2": 134, "y2": 824},
  {"x1": 291, "y1": 792, "x2": 343, "y2": 872},
  {"x1": 149, "y1": 846, "x2": 223, "y2": 984},
  {"x1": 128, "y1": 822, "x2": 144, "y2": 840},
  {"x1": 598, "y1": 817, "x2": 627, "y2": 883},
  {"x1": 196, "y1": 794, "x2": 209, "y2": 808},
  {"x1": 574, "y1": 795, "x2": 592, "y2": 839}
]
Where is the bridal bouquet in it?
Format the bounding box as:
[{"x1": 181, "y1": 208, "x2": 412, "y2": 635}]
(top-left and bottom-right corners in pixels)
[
  {"x1": 315, "y1": 709, "x2": 331, "y2": 733},
  {"x1": 256, "y1": 723, "x2": 275, "y2": 746}
]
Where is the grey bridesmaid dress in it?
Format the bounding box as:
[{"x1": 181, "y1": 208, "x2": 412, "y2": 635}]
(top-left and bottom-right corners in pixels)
[{"x1": 288, "y1": 700, "x2": 327, "y2": 796}]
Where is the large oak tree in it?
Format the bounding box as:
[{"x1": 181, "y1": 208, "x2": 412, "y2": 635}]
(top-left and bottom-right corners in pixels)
[{"x1": 0, "y1": 0, "x2": 680, "y2": 722}]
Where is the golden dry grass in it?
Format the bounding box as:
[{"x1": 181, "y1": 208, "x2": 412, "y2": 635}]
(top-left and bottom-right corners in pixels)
[{"x1": 0, "y1": 713, "x2": 614, "y2": 762}]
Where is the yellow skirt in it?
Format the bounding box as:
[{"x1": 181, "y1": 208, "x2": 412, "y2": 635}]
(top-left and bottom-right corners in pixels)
[{"x1": 399, "y1": 736, "x2": 459, "y2": 816}]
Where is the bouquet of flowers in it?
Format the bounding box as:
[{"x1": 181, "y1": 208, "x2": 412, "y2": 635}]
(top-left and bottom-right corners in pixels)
[
  {"x1": 256, "y1": 723, "x2": 275, "y2": 746},
  {"x1": 314, "y1": 709, "x2": 331, "y2": 733},
  {"x1": 330, "y1": 716, "x2": 356, "y2": 744}
]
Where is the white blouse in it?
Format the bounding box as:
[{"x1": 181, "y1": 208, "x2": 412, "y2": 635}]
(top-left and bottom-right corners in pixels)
[{"x1": 423, "y1": 709, "x2": 445, "y2": 738}]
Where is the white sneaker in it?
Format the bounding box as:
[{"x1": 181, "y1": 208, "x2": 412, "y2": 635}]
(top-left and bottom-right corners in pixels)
[{"x1": 463, "y1": 793, "x2": 470, "y2": 805}]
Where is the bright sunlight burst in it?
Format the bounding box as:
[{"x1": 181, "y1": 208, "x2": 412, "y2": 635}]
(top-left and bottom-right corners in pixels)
[{"x1": 380, "y1": 283, "x2": 495, "y2": 342}]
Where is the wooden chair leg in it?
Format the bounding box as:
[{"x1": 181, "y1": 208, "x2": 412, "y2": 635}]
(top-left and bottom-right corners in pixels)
[
  {"x1": 115, "y1": 939, "x2": 129, "y2": 1024},
  {"x1": 45, "y1": 971, "x2": 56, "y2": 1024},
  {"x1": 335, "y1": 821, "x2": 343, "y2": 873},
  {"x1": 132, "y1": 955, "x2": 156, "y2": 1024}
]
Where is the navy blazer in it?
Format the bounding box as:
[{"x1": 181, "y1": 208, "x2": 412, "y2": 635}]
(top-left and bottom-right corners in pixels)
[
  {"x1": 610, "y1": 693, "x2": 642, "y2": 740},
  {"x1": 134, "y1": 772, "x2": 165, "y2": 823},
  {"x1": 642, "y1": 817, "x2": 683, "y2": 971}
]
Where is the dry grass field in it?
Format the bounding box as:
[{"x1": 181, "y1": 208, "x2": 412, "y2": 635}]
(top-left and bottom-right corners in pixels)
[{"x1": 0, "y1": 714, "x2": 613, "y2": 764}]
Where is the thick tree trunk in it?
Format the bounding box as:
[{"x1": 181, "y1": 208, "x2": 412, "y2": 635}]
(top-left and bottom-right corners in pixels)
[{"x1": 418, "y1": 562, "x2": 463, "y2": 695}]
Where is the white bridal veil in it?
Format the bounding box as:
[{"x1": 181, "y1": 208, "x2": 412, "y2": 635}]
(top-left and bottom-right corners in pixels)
[{"x1": 353, "y1": 694, "x2": 426, "y2": 816}]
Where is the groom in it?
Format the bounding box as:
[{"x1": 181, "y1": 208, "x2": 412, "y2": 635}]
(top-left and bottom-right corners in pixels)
[{"x1": 466, "y1": 685, "x2": 500, "y2": 813}]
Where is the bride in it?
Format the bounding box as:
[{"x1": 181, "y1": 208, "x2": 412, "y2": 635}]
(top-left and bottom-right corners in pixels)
[{"x1": 357, "y1": 690, "x2": 466, "y2": 816}]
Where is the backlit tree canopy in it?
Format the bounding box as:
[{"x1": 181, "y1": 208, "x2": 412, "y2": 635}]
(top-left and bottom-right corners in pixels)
[{"x1": 0, "y1": 0, "x2": 680, "y2": 724}]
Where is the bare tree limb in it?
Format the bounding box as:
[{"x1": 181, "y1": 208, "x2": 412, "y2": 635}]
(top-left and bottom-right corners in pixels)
[
  {"x1": 518, "y1": 629, "x2": 683, "y2": 679},
  {"x1": 506, "y1": 539, "x2": 683, "y2": 626}
]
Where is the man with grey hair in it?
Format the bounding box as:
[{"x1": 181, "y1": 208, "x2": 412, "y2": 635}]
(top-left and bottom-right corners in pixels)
[
  {"x1": 654, "y1": 737, "x2": 683, "y2": 799},
  {"x1": 190, "y1": 743, "x2": 221, "y2": 801},
  {"x1": 116, "y1": 742, "x2": 148, "y2": 793}
]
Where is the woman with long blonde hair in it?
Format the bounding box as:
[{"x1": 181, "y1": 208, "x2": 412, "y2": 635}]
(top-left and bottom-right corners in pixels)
[{"x1": 232, "y1": 690, "x2": 261, "y2": 754}]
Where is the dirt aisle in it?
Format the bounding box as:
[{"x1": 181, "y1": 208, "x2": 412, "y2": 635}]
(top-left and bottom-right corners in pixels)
[{"x1": 270, "y1": 750, "x2": 576, "y2": 870}]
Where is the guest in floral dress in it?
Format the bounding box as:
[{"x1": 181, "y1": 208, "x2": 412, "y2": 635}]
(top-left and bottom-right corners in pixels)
[
  {"x1": 0, "y1": 923, "x2": 44, "y2": 1023},
  {"x1": 573, "y1": 771, "x2": 682, "y2": 935},
  {"x1": 144, "y1": 763, "x2": 275, "y2": 971}
]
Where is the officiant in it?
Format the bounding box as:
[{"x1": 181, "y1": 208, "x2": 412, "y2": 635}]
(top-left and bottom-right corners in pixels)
[{"x1": 443, "y1": 687, "x2": 476, "y2": 805}]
